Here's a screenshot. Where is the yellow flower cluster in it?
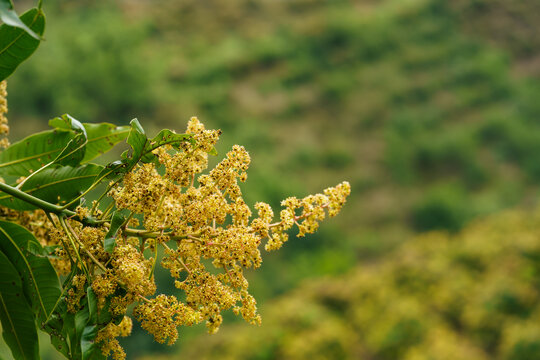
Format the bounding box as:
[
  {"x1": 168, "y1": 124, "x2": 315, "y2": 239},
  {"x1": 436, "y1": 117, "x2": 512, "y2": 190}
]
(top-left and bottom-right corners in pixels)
[
  {"x1": 133, "y1": 295, "x2": 201, "y2": 344},
  {"x1": 0, "y1": 117, "x2": 350, "y2": 359},
  {"x1": 265, "y1": 182, "x2": 351, "y2": 251},
  {"x1": 0, "y1": 80, "x2": 9, "y2": 149},
  {"x1": 66, "y1": 274, "x2": 86, "y2": 313},
  {"x1": 95, "y1": 316, "x2": 133, "y2": 360}
]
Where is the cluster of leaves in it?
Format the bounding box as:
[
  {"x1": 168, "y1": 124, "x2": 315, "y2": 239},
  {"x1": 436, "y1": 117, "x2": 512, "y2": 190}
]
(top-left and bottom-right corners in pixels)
[
  {"x1": 0, "y1": 112, "x2": 131, "y2": 359},
  {"x1": 172, "y1": 208, "x2": 540, "y2": 360}
]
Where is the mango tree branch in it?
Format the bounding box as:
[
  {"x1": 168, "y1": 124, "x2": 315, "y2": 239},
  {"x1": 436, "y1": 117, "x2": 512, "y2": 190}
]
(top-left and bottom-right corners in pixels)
[{"x1": 0, "y1": 181, "x2": 103, "y2": 226}]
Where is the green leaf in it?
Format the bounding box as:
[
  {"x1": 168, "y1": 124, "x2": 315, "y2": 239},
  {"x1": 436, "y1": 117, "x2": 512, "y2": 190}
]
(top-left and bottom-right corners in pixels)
[
  {"x1": 75, "y1": 304, "x2": 89, "y2": 343},
  {"x1": 121, "y1": 121, "x2": 194, "y2": 168},
  {"x1": 81, "y1": 122, "x2": 130, "y2": 163},
  {"x1": 0, "y1": 0, "x2": 41, "y2": 40},
  {"x1": 49, "y1": 114, "x2": 86, "y2": 135},
  {"x1": 208, "y1": 146, "x2": 218, "y2": 156},
  {"x1": 141, "y1": 128, "x2": 193, "y2": 163},
  {"x1": 0, "y1": 250, "x2": 39, "y2": 360},
  {"x1": 0, "y1": 221, "x2": 61, "y2": 328},
  {"x1": 0, "y1": 129, "x2": 74, "y2": 177},
  {"x1": 87, "y1": 288, "x2": 98, "y2": 324},
  {"x1": 0, "y1": 8, "x2": 44, "y2": 81},
  {"x1": 46, "y1": 115, "x2": 88, "y2": 167},
  {"x1": 0, "y1": 164, "x2": 104, "y2": 210},
  {"x1": 51, "y1": 132, "x2": 87, "y2": 168},
  {"x1": 43, "y1": 294, "x2": 71, "y2": 359},
  {"x1": 121, "y1": 118, "x2": 147, "y2": 167},
  {"x1": 97, "y1": 296, "x2": 113, "y2": 325},
  {"x1": 96, "y1": 160, "x2": 129, "y2": 181},
  {"x1": 81, "y1": 325, "x2": 106, "y2": 360},
  {"x1": 0, "y1": 121, "x2": 128, "y2": 178},
  {"x1": 104, "y1": 209, "x2": 129, "y2": 253}
]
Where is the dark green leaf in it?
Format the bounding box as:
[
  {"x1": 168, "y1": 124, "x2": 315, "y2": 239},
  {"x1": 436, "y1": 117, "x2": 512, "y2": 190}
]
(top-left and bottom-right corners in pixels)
[
  {"x1": 46, "y1": 115, "x2": 87, "y2": 167},
  {"x1": 0, "y1": 129, "x2": 74, "y2": 177},
  {"x1": 104, "y1": 209, "x2": 129, "y2": 253},
  {"x1": 0, "y1": 164, "x2": 104, "y2": 210},
  {"x1": 0, "y1": 121, "x2": 128, "y2": 178},
  {"x1": 121, "y1": 118, "x2": 147, "y2": 168},
  {"x1": 87, "y1": 288, "x2": 98, "y2": 324},
  {"x1": 0, "y1": 221, "x2": 61, "y2": 325},
  {"x1": 81, "y1": 325, "x2": 106, "y2": 360},
  {"x1": 0, "y1": 250, "x2": 39, "y2": 360},
  {"x1": 97, "y1": 296, "x2": 112, "y2": 325},
  {"x1": 0, "y1": 0, "x2": 40, "y2": 40},
  {"x1": 97, "y1": 160, "x2": 129, "y2": 180},
  {"x1": 43, "y1": 296, "x2": 71, "y2": 358},
  {"x1": 81, "y1": 122, "x2": 130, "y2": 163},
  {"x1": 50, "y1": 116, "x2": 130, "y2": 164},
  {"x1": 0, "y1": 8, "x2": 44, "y2": 81},
  {"x1": 141, "y1": 128, "x2": 193, "y2": 163},
  {"x1": 50, "y1": 132, "x2": 87, "y2": 167},
  {"x1": 75, "y1": 304, "x2": 90, "y2": 343}
]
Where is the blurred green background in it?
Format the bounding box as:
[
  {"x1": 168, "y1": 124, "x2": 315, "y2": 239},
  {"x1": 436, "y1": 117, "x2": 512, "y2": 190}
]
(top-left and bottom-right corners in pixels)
[{"x1": 4, "y1": 0, "x2": 540, "y2": 358}]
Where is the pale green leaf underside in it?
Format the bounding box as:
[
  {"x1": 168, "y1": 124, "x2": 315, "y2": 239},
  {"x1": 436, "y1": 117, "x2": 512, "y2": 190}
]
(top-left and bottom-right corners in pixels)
[{"x1": 0, "y1": 0, "x2": 40, "y2": 40}]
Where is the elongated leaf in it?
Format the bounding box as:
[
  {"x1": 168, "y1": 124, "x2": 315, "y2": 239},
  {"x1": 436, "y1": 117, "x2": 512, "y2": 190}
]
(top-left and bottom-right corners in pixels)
[
  {"x1": 0, "y1": 250, "x2": 39, "y2": 360},
  {"x1": 141, "y1": 129, "x2": 193, "y2": 163},
  {"x1": 0, "y1": 129, "x2": 73, "y2": 177},
  {"x1": 0, "y1": 164, "x2": 104, "y2": 210},
  {"x1": 104, "y1": 209, "x2": 129, "y2": 253},
  {"x1": 81, "y1": 325, "x2": 106, "y2": 360},
  {"x1": 0, "y1": 221, "x2": 61, "y2": 326},
  {"x1": 45, "y1": 115, "x2": 88, "y2": 167},
  {"x1": 0, "y1": 121, "x2": 128, "y2": 178},
  {"x1": 87, "y1": 288, "x2": 98, "y2": 324},
  {"x1": 0, "y1": 0, "x2": 40, "y2": 40},
  {"x1": 0, "y1": 8, "x2": 44, "y2": 81},
  {"x1": 97, "y1": 295, "x2": 113, "y2": 325},
  {"x1": 43, "y1": 294, "x2": 71, "y2": 358},
  {"x1": 49, "y1": 114, "x2": 86, "y2": 135},
  {"x1": 97, "y1": 160, "x2": 129, "y2": 181},
  {"x1": 121, "y1": 118, "x2": 147, "y2": 167},
  {"x1": 121, "y1": 120, "x2": 194, "y2": 167},
  {"x1": 50, "y1": 132, "x2": 86, "y2": 168},
  {"x1": 82, "y1": 122, "x2": 130, "y2": 163},
  {"x1": 74, "y1": 304, "x2": 90, "y2": 357}
]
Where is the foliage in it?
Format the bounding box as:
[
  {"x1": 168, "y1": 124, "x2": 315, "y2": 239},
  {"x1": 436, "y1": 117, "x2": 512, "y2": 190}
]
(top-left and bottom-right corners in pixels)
[
  {"x1": 172, "y1": 209, "x2": 540, "y2": 360},
  {"x1": 0, "y1": 3, "x2": 351, "y2": 360}
]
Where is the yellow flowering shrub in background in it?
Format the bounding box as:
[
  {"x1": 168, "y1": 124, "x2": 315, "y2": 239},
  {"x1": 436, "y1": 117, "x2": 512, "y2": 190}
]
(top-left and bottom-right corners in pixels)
[{"x1": 169, "y1": 209, "x2": 540, "y2": 360}]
